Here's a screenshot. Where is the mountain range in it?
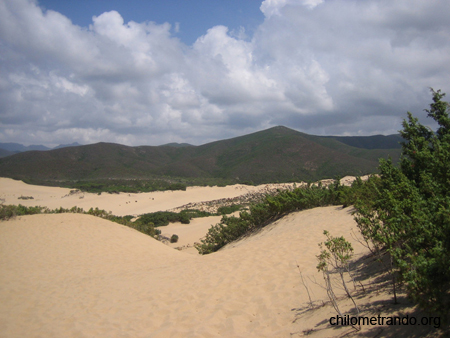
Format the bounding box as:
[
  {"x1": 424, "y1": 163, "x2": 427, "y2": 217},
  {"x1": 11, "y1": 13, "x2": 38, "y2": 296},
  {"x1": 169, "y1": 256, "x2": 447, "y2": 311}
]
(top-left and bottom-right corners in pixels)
[
  {"x1": 0, "y1": 126, "x2": 402, "y2": 185},
  {"x1": 0, "y1": 142, "x2": 82, "y2": 157}
]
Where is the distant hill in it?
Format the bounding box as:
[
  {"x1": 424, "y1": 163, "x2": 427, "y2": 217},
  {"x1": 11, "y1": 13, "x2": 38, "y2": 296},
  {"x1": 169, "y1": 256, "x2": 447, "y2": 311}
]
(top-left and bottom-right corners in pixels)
[
  {"x1": 53, "y1": 142, "x2": 82, "y2": 150},
  {"x1": 0, "y1": 148, "x2": 15, "y2": 158},
  {"x1": 323, "y1": 134, "x2": 403, "y2": 149},
  {"x1": 0, "y1": 142, "x2": 82, "y2": 155},
  {"x1": 0, "y1": 126, "x2": 401, "y2": 185},
  {"x1": 159, "y1": 142, "x2": 194, "y2": 148},
  {"x1": 0, "y1": 142, "x2": 50, "y2": 152}
]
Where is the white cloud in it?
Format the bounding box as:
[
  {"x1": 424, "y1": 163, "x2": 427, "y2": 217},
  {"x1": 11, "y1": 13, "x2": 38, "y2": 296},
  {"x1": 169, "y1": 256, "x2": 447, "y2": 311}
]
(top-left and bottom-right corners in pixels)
[
  {"x1": 260, "y1": 0, "x2": 324, "y2": 18},
  {"x1": 0, "y1": 0, "x2": 449, "y2": 147}
]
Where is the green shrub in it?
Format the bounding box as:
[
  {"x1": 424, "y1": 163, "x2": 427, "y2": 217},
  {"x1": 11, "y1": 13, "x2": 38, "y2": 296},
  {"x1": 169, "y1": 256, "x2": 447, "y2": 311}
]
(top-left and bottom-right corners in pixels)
[
  {"x1": 136, "y1": 209, "x2": 212, "y2": 228},
  {"x1": 132, "y1": 222, "x2": 158, "y2": 237},
  {"x1": 0, "y1": 205, "x2": 19, "y2": 220},
  {"x1": 170, "y1": 234, "x2": 179, "y2": 243},
  {"x1": 217, "y1": 204, "x2": 242, "y2": 215}
]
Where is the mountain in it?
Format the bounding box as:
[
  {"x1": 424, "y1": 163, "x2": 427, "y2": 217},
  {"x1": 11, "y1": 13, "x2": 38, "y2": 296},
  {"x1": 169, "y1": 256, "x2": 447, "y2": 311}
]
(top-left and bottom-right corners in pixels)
[
  {"x1": 0, "y1": 148, "x2": 15, "y2": 158},
  {"x1": 0, "y1": 142, "x2": 50, "y2": 152},
  {"x1": 322, "y1": 134, "x2": 403, "y2": 149},
  {"x1": 0, "y1": 142, "x2": 82, "y2": 155},
  {"x1": 159, "y1": 142, "x2": 194, "y2": 148},
  {"x1": 53, "y1": 142, "x2": 82, "y2": 150},
  {"x1": 0, "y1": 126, "x2": 401, "y2": 184}
]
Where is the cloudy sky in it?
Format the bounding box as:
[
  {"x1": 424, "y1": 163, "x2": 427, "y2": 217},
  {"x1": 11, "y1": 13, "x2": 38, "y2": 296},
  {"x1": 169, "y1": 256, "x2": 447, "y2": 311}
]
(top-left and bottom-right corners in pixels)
[{"x1": 1, "y1": 0, "x2": 449, "y2": 147}]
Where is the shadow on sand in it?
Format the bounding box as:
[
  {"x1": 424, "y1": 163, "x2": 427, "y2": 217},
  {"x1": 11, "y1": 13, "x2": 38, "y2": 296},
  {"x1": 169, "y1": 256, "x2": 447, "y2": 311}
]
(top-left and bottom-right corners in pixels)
[{"x1": 291, "y1": 251, "x2": 447, "y2": 338}]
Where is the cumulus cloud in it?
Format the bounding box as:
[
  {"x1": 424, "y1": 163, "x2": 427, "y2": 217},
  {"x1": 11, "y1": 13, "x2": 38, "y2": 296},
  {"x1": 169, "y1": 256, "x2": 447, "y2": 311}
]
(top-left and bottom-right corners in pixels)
[{"x1": 0, "y1": 0, "x2": 449, "y2": 147}]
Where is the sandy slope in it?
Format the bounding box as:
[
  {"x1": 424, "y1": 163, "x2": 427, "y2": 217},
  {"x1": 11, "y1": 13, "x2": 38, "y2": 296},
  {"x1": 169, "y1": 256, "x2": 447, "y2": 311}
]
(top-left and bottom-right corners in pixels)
[
  {"x1": 0, "y1": 207, "x2": 352, "y2": 338},
  {"x1": 1, "y1": 207, "x2": 440, "y2": 338}
]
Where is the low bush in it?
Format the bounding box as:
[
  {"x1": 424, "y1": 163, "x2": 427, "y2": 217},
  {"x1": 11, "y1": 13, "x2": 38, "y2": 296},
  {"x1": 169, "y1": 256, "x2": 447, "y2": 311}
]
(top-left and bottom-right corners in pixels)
[
  {"x1": 0, "y1": 204, "x2": 47, "y2": 220},
  {"x1": 136, "y1": 209, "x2": 213, "y2": 228},
  {"x1": 217, "y1": 204, "x2": 242, "y2": 215}
]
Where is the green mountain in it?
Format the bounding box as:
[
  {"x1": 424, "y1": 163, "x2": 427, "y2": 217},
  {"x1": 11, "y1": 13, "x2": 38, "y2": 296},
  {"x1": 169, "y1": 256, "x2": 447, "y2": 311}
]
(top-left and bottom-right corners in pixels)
[
  {"x1": 0, "y1": 126, "x2": 401, "y2": 185},
  {"x1": 0, "y1": 148, "x2": 15, "y2": 158},
  {"x1": 322, "y1": 134, "x2": 403, "y2": 149}
]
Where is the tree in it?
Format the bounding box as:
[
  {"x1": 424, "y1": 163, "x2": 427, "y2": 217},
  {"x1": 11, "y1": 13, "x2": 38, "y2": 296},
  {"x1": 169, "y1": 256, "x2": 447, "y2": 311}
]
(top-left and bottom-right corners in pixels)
[{"x1": 354, "y1": 89, "x2": 450, "y2": 319}]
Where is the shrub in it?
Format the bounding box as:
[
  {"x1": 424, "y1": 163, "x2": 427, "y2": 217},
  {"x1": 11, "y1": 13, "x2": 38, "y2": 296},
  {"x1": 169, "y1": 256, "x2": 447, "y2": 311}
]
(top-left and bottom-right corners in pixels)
[
  {"x1": 217, "y1": 204, "x2": 242, "y2": 215},
  {"x1": 136, "y1": 209, "x2": 212, "y2": 228},
  {"x1": 317, "y1": 231, "x2": 360, "y2": 331},
  {"x1": 170, "y1": 234, "x2": 179, "y2": 243}
]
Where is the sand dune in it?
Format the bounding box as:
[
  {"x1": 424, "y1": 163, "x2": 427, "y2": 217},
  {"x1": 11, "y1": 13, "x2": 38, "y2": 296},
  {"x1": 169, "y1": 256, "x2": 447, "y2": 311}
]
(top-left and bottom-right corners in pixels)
[
  {"x1": 0, "y1": 177, "x2": 441, "y2": 337},
  {"x1": 0, "y1": 207, "x2": 359, "y2": 337}
]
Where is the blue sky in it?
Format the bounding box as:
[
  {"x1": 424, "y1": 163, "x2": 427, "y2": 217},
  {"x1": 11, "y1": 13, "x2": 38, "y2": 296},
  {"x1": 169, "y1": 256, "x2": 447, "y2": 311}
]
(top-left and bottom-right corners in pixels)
[
  {"x1": 1, "y1": 0, "x2": 450, "y2": 147},
  {"x1": 38, "y1": 0, "x2": 265, "y2": 45}
]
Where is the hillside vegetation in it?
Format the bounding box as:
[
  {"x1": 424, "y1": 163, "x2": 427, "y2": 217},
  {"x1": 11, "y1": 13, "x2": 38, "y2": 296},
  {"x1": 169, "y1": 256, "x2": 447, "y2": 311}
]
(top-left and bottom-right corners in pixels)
[{"x1": 0, "y1": 127, "x2": 401, "y2": 191}]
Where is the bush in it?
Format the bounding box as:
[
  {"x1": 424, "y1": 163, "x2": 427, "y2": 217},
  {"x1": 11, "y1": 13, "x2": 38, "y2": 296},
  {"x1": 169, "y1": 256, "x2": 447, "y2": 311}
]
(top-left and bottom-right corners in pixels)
[
  {"x1": 217, "y1": 204, "x2": 242, "y2": 215},
  {"x1": 0, "y1": 204, "x2": 48, "y2": 220},
  {"x1": 170, "y1": 234, "x2": 179, "y2": 243},
  {"x1": 136, "y1": 209, "x2": 212, "y2": 228}
]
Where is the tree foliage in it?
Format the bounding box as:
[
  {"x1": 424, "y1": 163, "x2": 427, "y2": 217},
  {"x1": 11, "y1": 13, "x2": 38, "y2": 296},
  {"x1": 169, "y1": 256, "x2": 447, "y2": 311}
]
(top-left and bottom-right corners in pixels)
[{"x1": 354, "y1": 89, "x2": 450, "y2": 319}]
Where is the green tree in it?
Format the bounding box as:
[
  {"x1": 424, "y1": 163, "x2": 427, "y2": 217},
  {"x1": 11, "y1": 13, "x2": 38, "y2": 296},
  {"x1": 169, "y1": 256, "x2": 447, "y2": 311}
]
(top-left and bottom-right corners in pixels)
[{"x1": 354, "y1": 89, "x2": 450, "y2": 319}]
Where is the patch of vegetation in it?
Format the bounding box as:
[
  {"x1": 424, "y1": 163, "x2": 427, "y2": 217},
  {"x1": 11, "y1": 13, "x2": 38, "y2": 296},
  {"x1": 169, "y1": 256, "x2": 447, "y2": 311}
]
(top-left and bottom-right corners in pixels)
[
  {"x1": 58, "y1": 178, "x2": 188, "y2": 193},
  {"x1": 217, "y1": 204, "x2": 242, "y2": 215},
  {"x1": 136, "y1": 209, "x2": 213, "y2": 228},
  {"x1": 0, "y1": 204, "x2": 47, "y2": 219},
  {"x1": 19, "y1": 177, "x2": 241, "y2": 193},
  {"x1": 17, "y1": 196, "x2": 34, "y2": 200},
  {"x1": 170, "y1": 234, "x2": 179, "y2": 243},
  {"x1": 0, "y1": 204, "x2": 160, "y2": 238},
  {"x1": 317, "y1": 230, "x2": 360, "y2": 331}
]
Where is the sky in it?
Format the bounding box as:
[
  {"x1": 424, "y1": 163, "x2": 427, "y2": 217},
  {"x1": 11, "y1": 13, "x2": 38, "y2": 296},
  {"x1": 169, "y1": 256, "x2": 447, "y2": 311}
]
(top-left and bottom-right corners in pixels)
[{"x1": 1, "y1": 0, "x2": 449, "y2": 147}]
